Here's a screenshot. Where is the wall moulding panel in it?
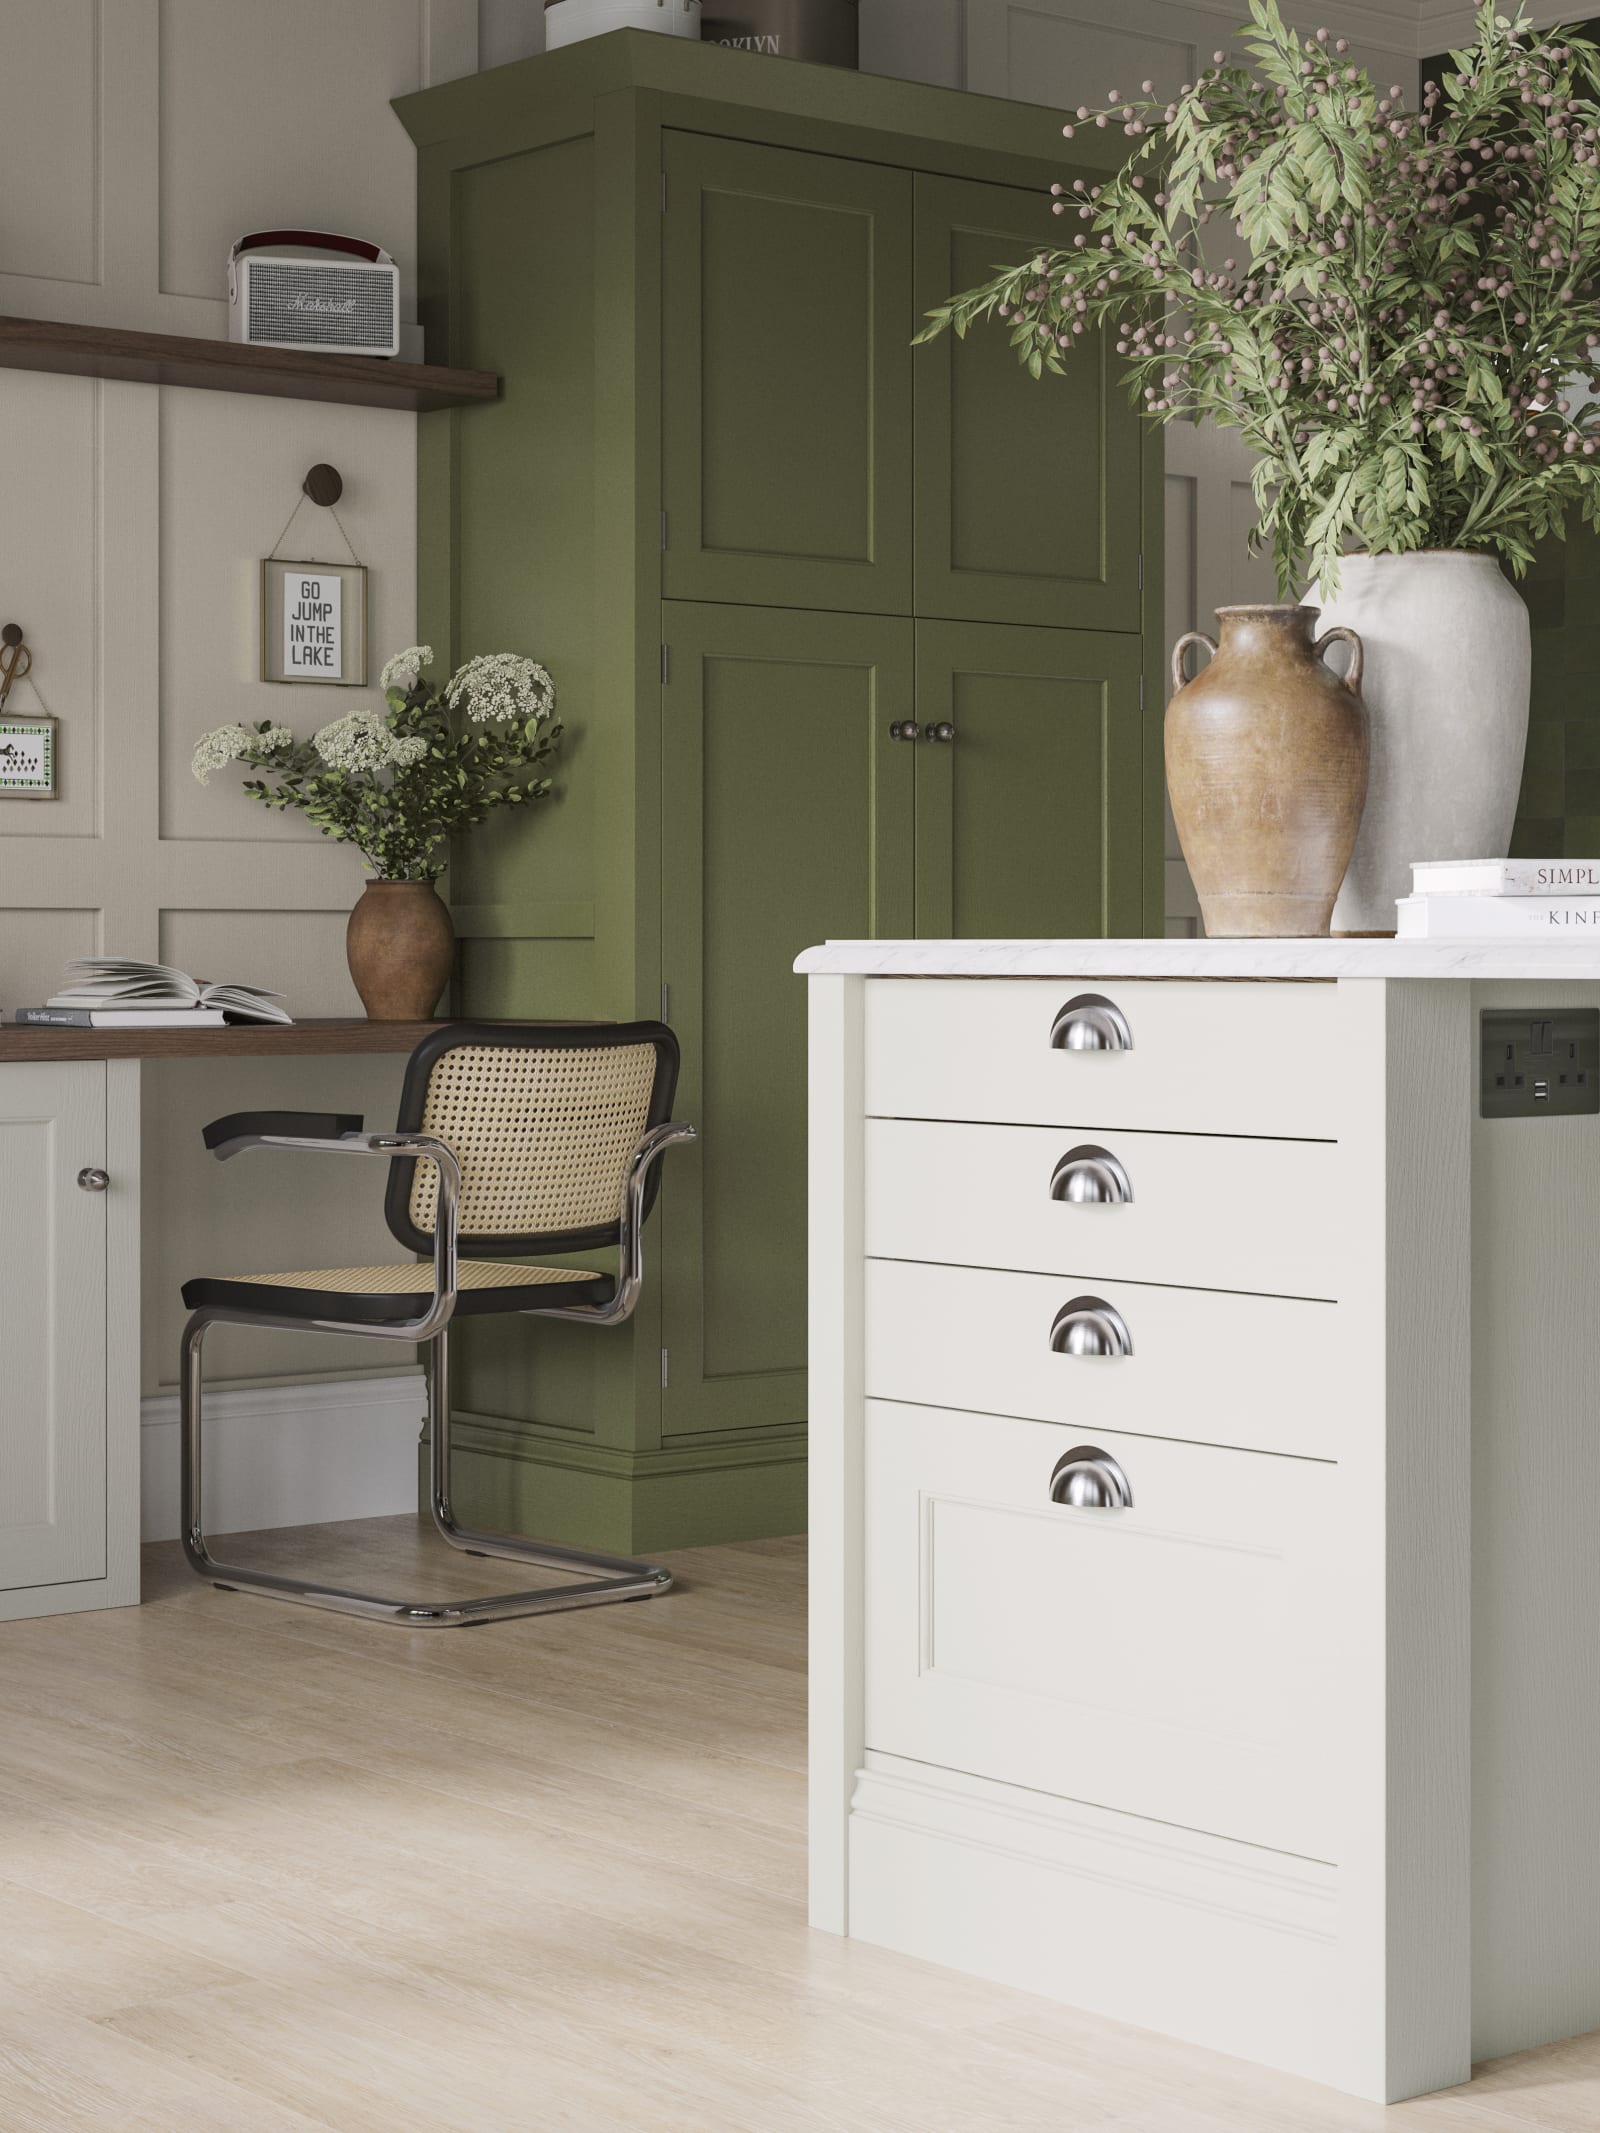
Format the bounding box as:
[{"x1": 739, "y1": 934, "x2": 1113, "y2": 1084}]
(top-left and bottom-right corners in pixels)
[
  {"x1": 0, "y1": 370, "x2": 100, "y2": 843},
  {"x1": 157, "y1": 391, "x2": 418, "y2": 847},
  {"x1": 0, "y1": 0, "x2": 101, "y2": 292},
  {"x1": 961, "y1": 1, "x2": 1423, "y2": 107},
  {"x1": 156, "y1": 0, "x2": 425, "y2": 314}
]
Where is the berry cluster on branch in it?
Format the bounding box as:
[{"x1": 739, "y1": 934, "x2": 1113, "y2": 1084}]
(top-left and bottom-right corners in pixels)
[{"x1": 916, "y1": 0, "x2": 1600, "y2": 593}]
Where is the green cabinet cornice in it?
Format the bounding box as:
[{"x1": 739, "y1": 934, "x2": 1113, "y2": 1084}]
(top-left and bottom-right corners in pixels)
[{"x1": 394, "y1": 26, "x2": 1129, "y2": 184}]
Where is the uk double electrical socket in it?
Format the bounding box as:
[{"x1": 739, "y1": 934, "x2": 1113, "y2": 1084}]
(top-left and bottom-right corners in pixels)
[{"x1": 1480, "y1": 1008, "x2": 1600, "y2": 1119}]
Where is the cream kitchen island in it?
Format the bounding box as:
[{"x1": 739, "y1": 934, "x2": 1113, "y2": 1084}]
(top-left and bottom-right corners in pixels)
[{"x1": 799, "y1": 937, "x2": 1600, "y2": 2106}]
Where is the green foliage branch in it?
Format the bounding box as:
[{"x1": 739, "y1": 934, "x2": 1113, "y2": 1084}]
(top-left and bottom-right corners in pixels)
[{"x1": 917, "y1": 1, "x2": 1600, "y2": 592}]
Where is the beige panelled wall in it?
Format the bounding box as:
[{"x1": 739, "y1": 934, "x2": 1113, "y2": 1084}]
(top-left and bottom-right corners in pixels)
[{"x1": 0, "y1": 0, "x2": 478, "y2": 1395}]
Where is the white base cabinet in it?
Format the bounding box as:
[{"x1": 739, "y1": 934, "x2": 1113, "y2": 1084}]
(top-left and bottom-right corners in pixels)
[
  {"x1": 0, "y1": 1061, "x2": 140, "y2": 1621},
  {"x1": 807, "y1": 957, "x2": 1600, "y2": 2104},
  {"x1": 865, "y1": 1400, "x2": 1344, "y2": 1860}
]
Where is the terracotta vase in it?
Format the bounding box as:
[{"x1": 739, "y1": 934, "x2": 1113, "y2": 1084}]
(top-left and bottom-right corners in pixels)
[
  {"x1": 1166, "y1": 605, "x2": 1370, "y2": 939},
  {"x1": 345, "y1": 879, "x2": 454, "y2": 1021}
]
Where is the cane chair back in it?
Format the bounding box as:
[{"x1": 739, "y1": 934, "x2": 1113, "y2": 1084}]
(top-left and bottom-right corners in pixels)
[{"x1": 384, "y1": 1023, "x2": 680, "y2": 1258}]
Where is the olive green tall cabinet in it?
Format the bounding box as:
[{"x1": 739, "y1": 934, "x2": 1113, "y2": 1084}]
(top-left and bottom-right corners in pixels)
[{"x1": 396, "y1": 32, "x2": 1161, "y2": 1554}]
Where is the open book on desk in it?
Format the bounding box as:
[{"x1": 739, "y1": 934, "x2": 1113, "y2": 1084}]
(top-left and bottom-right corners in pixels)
[{"x1": 15, "y1": 958, "x2": 294, "y2": 1028}]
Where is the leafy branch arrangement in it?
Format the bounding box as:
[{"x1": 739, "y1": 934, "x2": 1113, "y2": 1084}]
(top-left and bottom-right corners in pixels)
[
  {"x1": 191, "y1": 647, "x2": 561, "y2": 882},
  {"x1": 916, "y1": 0, "x2": 1600, "y2": 592}
]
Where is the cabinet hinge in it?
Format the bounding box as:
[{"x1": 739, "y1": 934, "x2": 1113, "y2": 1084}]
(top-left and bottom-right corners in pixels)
[
  {"x1": 661, "y1": 1347, "x2": 670, "y2": 1389},
  {"x1": 661, "y1": 981, "x2": 670, "y2": 1020},
  {"x1": 661, "y1": 644, "x2": 670, "y2": 684},
  {"x1": 1138, "y1": 553, "x2": 1145, "y2": 592},
  {"x1": 1139, "y1": 673, "x2": 1146, "y2": 711},
  {"x1": 661, "y1": 510, "x2": 669, "y2": 551},
  {"x1": 661, "y1": 171, "x2": 668, "y2": 212}
]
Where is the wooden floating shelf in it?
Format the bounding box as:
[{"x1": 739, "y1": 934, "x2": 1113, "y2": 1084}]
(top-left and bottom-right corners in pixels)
[{"x1": 0, "y1": 314, "x2": 499, "y2": 414}]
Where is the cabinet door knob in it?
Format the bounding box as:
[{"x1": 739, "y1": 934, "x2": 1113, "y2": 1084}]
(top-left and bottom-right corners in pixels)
[
  {"x1": 1049, "y1": 993, "x2": 1133, "y2": 1052},
  {"x1": 887, "y1": 720, "x2": 921, "y2": 742},
  {"x1": 1049, "y1": 1295, "x2": 1133, "y2": 1358},
  {"x1": 925, "y1": 722, "x2": 957, "y2": 743},
  {"x1": 77, "y1": 1168, "x2": 109, "y2": 1193},
  {"x1": 1049, "y1": 1144, "x2": 1133, "y2": 1205},
  {"x1": 1050, "y1": 1444, "x2": 1134, "y2": 1510}
]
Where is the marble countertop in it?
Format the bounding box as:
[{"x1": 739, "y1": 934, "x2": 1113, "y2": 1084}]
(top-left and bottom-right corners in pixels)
[{"x1": 794, "y1": 937, "x2": 1600, "y2": 980}]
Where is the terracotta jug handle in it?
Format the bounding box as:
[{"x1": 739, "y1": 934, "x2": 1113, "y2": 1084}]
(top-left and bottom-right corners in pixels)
[
  {"x1": 1314, "y1": 625, "x2": 1364, "y2": 694},
  {"x1": 1170, "y1": 631, "x2": 1217, "y2": 695}
]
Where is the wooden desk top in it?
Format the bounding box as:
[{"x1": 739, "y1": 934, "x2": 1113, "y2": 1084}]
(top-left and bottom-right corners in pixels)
[{"x1": 0, "y1": 1018, "x2": 450, "y2": 1064}]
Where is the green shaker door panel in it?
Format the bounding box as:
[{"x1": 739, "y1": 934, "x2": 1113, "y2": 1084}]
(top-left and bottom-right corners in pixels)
[
  {"x1": 915, "y1": 173, "x2": 1142, "y2": 632},
  {"x1": 660, "y1": 602, "x2": 914, "y2": 1438},
  {"x1": 914, "y1": 621, "x2": 1144, "y2": 941},
  {"x1": 662, "y1": 132, "x2": 914, "y2": 614}
]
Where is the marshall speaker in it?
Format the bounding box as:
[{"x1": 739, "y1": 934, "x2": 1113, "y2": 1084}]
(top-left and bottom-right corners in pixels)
[
  {"x1": 228, "y1": 230, "x2": 401, "y2": 359},
  {"x1": 702, "y1": 0, "x2": 858, "y2": 66}
]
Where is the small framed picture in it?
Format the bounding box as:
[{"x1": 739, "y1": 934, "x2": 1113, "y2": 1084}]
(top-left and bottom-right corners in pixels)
[
  {"x1": 0, "y1": 717, "x2": 56, "y2": 798},
  {"x1": 260, "y1": 559, "x2": 368, "y2": 686}
]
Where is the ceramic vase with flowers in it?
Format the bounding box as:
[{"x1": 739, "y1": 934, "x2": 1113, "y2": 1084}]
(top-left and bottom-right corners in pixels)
[
  {"x1": 192, "y1": 646, "x2": 560, "y2": 1017},
  {"x1": 919, "y1": 0, "x2": 1600, "y2": 933}
]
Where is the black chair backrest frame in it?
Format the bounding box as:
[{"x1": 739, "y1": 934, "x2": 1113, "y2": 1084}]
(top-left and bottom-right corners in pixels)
[{"x1": 383, "y1": 1021, "x2": 680, "y2": 1259}]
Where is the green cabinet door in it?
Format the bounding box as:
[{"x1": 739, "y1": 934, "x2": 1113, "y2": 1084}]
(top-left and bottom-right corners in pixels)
[
  {"x1": 914, "y1": 174, "x2": 1142, "y2": 632},
  {"x1": 662, "y1": 132, "x2": 914, "y2": 614},
  {"x1": 914, "y1": 620, "x2": 1144, "y2": 939},
  {"x1": 659, "y1": 602, "x2": 914, "y2": 1438}
]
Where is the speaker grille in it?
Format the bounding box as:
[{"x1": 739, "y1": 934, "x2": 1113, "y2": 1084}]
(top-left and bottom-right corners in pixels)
[{"x1": 246, "y1": 262, "x2": 396, "y2": 351}]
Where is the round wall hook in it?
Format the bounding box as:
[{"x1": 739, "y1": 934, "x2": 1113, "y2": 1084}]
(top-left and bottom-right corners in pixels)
[
  {"x1": 1, "y1": 622, "x2": 24, "y2": 647},
  {"x1": 302, "y1": 463, "x2": 344, "y2": 507}
]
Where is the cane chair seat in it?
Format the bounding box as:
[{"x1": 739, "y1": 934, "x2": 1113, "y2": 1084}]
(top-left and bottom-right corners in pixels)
[{"x1": 182, "y1": 1259, "x2": 610, "y2": 1326}]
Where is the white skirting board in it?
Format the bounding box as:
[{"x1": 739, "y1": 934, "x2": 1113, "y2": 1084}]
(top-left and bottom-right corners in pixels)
[
  {"x1": 848, "y1": 1753, "x2": 1356, "y2": 2095},
  {"x1": 140, "y1": 1372, "x2": 427, "y2": 1542}
]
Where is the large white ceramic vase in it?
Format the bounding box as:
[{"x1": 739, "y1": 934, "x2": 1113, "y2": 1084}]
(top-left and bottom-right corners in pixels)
[{"x1": 1309, "y1": 552, "x2": 1531, "y2": 933}]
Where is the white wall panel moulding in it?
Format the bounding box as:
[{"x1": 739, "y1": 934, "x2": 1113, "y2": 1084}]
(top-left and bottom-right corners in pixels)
[
  {"x1": 964, "y1": 0, "x2": 1545, "y2": 67},
  {"x1": 1417, "y1": 1, "x2": 1581, "y2": 46},
  {"x1": 140, "y1": 1371, "x2": 426, "y2": 1542}
]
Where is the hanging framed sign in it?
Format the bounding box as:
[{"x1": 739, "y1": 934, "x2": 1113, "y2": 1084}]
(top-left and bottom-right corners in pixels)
[
  {"x1": 260, "y1": 558, "x2": 368, "y2": 685},
  {"x1": 258, "y1": 463, "x2": 368, "y2": 686},
  {"x1": 0, "y1": 718, "x2": 56, "y2": 798},
  {"x1": 0, "y1": 622, "x2": 57, "y2": 800}
]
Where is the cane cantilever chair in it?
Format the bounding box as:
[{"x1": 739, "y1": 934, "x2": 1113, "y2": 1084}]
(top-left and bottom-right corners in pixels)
[{"x1": 178, "y1": 1022, "x2": 695, "y2": 1627}]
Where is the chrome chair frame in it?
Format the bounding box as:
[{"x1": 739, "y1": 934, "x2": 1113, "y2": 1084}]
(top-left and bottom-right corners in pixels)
[{"x1": 180, "y1": 1119, "x2": 697, "y2": 1626}]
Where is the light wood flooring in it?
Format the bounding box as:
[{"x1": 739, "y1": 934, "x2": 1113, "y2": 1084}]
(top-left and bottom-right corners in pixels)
[{"x1": 0, "y1": 1519, "x2": 1595, "y2": 2131}]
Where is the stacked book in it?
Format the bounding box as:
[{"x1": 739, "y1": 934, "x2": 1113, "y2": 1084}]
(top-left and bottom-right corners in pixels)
[
  {"x1": 1396, "y1": 861, "x2": 1600, "y2": 938},
  {"x1": 14, "y1": 958, "x2": 292, "y2": 1029}
]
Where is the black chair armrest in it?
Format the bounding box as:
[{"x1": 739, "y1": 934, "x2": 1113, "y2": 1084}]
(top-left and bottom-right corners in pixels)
[{"x1": 202, "y1": 1110, "x2": 364, "y2": 1154}]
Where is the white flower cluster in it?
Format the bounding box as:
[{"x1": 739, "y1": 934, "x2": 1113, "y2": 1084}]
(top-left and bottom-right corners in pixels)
[
  {"x1": 191, "y1": 722, "x2": 293, "y2": 785},
  {"x1": 380, "y1": 645, "x2": 435, "y2": 694},
  {"x1": 313, "y1": 710, "x2": 429, "y2": 776},
  {"x1": 444, "y1": 653, "x2": 557, "y2": 726}
]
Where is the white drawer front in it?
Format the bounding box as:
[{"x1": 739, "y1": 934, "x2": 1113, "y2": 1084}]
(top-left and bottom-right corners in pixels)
[
  {"x1": 865, "y1": 1400, "x2": 1344, "y2": 1860},
  {"x1": 865, "y1": 1260, "x2": 1340, "y2": 1461},
  {"x1": 866, "y1": 1118, "x2": 1340, "y2": 1301},
  {"x1": 865, "y1": 978, "x2": 1342, "y2": 1139}
]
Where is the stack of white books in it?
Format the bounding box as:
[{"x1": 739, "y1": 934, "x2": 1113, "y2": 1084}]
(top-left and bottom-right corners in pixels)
[{"x1": 1396, "y1": 860, "x2": 1600, "y2": 938}]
